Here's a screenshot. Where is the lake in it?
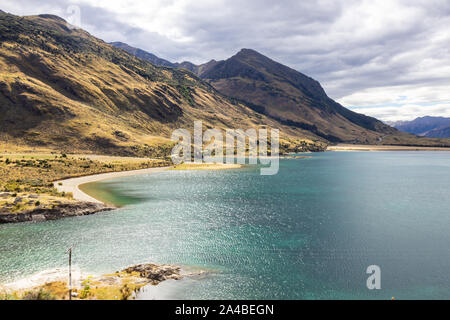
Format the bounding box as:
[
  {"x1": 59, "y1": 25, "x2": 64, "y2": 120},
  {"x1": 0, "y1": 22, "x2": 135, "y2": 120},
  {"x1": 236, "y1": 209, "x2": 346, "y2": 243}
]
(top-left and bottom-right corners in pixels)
[{"x1": 1, "y1": 151, "x2": 450, "y2": 299}]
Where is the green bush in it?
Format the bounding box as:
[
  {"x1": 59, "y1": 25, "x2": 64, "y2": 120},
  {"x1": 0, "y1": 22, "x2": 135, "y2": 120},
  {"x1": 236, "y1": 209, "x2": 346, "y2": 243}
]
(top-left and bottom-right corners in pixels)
[{"x1": 80, "y1": 278, "x2": 92, "y2": 299}]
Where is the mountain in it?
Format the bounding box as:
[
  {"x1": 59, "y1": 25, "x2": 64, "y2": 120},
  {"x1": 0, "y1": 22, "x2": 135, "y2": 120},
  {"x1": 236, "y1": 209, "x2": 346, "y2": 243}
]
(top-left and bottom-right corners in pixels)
[
  {"x1": 425, "y1": 126, "x2": 450, "y2": 138},
  {"x1": 390, "y1": 116, "x2": 450, "y2": 138},
  {"x1": 198, "y1": 49, "x2": 399, "y2": 143},
  {"x1": 0, "y1": 12, "x2": 328, "y2": 155},
  {"x1": 174, "y1": 61, "x2": 197, "y2": 72},
  {"x1": 94, "y1": 43, "x2": 450, "y2": 146},
  {"x1": 111, "y1": 45, "x2": 403, "y2": 144},
  {"x1": 109, "y1": 42, "x2": 175, "y2": 67},
  {"x1": 110, "y1": 42, "x2": 220, "y2": 75},
  {"x1": 175, "y1": 60, "x2": 219, "y2": 75},
  {"x1": 1, "y1": 12, "x2": 449, "y2": 155}
]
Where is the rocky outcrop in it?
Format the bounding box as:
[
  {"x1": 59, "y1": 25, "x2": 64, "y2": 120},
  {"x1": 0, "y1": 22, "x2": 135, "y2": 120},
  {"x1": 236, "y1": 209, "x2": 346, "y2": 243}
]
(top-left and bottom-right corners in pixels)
[
  {"x1": 2, "y1": 263, "x2": 184, "y2": 300},
  {"x1": 0, "y1": 202, "x2": 114, "y2": 224},
  {"x1": 122, "y1": 264, "x2": 182, "y2": 284}
]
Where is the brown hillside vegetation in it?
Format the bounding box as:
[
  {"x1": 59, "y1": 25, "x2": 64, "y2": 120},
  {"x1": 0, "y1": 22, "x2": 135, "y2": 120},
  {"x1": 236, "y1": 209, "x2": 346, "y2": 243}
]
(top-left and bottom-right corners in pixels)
[{"x1": 0, "y1": 13, "x2": 325, "y2": 156}]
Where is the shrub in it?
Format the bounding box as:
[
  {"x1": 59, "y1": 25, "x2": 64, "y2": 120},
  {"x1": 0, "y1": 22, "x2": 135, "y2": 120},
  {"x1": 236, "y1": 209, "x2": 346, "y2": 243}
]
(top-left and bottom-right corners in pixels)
[
  {"x1": 0, "y1": 293, "x2": 18, "y2": 300},
  {"x1": 22, "y1": 289, "x2": 55, "y2": 300},
  {"x1": 4, "y1": 182, "x2": 21, "y2": 193},
  {"x1": 80, "y1": 278, "x2": 92, "y2": 299}
]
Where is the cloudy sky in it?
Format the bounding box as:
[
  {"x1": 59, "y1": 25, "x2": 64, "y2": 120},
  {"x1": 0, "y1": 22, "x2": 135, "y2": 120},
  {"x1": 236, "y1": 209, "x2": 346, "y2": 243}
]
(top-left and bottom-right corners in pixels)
[{"x1": 2, "y1": 0, "x2": 450, "y2": 121}]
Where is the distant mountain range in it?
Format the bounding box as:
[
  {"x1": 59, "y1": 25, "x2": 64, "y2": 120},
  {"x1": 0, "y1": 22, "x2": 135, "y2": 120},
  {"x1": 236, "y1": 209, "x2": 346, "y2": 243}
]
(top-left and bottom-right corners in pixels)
[
  {"x1": 389, "y1": 116, "x2": 450, "y2": 138},
  {"x1": 0, "y1": 11, "x2": 449, "y2": 156},
  {"x1": 109, "y1": 42, "x2": 175, "y2": 67},
  {"x1": 110, "y1": 42, "x2": 220, "y2": 75}
]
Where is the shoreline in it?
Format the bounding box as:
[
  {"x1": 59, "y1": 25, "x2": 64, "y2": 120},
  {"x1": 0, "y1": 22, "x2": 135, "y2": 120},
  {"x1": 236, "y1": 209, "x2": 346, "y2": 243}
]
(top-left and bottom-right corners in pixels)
[
  {"x1": 3, "y1": 163, "x2": 230, "y2": 299},
  {"x1": 54, "y1": 163, "x2": 244, "y2": 205},
  {"x1": 1, "y1": 263, "x2": 187, "y2": 300},
  {"x1": 327, "y1": 144, "x2": 450, "y2": 152},
  {"x1": 54, "y1": 166, "x2": 172, "y2": 204},
  {"x1": 0, "y1": 202, "x2": 113, "y2": 224}
]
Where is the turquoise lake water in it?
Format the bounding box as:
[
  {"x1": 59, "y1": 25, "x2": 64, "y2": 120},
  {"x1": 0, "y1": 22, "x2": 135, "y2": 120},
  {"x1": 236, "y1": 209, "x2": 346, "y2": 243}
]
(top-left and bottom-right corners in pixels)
[{"x1": 1, "y1": 151, "x2": 450, "y2": 299}]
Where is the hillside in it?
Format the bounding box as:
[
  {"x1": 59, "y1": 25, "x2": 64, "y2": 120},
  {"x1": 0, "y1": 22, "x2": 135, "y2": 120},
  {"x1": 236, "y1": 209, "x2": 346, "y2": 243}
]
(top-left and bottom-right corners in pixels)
[
  {"x1": 425, "y1": 126, "x2": 450, "y2": 138},
  {"x1": 109, "y1": 43, "x2": 406, "y2": 144},
  {"x1": 0, "y1": 12, "x2": 325, "y2": 156},
  {"x1": 1, "y1": 12, "x2": 449, "y2": 156},
  {"x1": 426, "y1": 127, "x2": 450, "y2": 138},
  {"x1": 198, "y1": 49, "x2": 397, "y2": 143},
  {"x1": 390, "y1": 116, "x2": 450, "y2": 138},
  {"x1": 108, "y1": 43, "x2": 450, "y2": 147}
]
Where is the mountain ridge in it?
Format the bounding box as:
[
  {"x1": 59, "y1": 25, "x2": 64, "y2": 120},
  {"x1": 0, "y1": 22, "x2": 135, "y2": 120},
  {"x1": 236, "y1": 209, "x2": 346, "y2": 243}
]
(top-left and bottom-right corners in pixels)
[
  {"x1": 109, "y1": 42, "x2": 219, "y2": 75},
  {"x1": 1, "y1": 12, "x2": 449, "y2": 154},
  {"x1": 390, "y1": 116, "x2": 450, "y2": 138},
  {"x1": 109, "y1": 42, "x2": 175, "y2": 67},
  {"x1": 199, "y1": 47, "x2": 397, "y2": 143},
  {"x1": 108, "y1": 43, "x2": 398, "y2": 143},
  {"x1": 105, "y1": 43, "x2": 450, "y2": 143},
  {"x1": 0, "y1": 12, "x2": 327, "y2": 155}
]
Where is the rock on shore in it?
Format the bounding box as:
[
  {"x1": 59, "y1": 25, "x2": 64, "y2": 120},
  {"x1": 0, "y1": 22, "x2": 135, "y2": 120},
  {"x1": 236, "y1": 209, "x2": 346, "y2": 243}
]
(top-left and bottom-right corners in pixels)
[
  {"x1": 2, "y1": 263, "x2": 184, "y2": 300},
  {"x1": 122, "y1": 264, "x2": 182, "y2": 284},
  {"x1": 0, "y1": 202, "x2": 114, "y2": 224}
]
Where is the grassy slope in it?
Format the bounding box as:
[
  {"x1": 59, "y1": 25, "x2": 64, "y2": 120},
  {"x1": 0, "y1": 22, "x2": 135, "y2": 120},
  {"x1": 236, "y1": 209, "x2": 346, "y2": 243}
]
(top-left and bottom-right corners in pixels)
[{"x1": 0, "y1": 13, "x2": 324, "y2": 156}]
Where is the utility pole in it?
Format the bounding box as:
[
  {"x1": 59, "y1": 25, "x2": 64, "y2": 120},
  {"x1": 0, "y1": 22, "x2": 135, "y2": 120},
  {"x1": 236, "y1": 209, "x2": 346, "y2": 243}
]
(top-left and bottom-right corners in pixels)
[{"x1": 66, "y1": 247, "x2": 73, "y2": 300}]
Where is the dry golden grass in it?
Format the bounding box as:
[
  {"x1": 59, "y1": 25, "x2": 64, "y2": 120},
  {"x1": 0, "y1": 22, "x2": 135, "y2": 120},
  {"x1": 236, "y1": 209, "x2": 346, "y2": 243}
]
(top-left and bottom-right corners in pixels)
[
  {"x1": 4, "y1": 276, "x2": 143, "y2": 300},
  {"x1": 0, "y1": 193, "x2": 75, "y2": 213},
  {"x1": 0, "y1": 13, "x2": 326, "y2": 157},
  {"x1": 3, "y1": 266, "x2": 178, "y2": 300}
]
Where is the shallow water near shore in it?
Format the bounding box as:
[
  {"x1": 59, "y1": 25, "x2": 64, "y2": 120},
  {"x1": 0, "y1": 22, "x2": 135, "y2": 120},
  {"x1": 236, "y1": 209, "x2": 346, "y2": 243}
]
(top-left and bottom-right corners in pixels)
[
  {"x1": 1, "y1": 151, "x2": 450, "y2": 299},
  {"x1": 79, "y1": 180, "x2": 145, "y2": 207}
]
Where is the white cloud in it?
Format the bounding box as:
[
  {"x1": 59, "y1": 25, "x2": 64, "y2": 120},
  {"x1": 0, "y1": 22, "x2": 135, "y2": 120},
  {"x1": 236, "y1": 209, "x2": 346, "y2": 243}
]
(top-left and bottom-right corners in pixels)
[
  {"x1": 352, "y1": 103, "x2": 450, "y2": 122},
  {"x1": 339, "y1": 84, "x2": 450, "y2": 107}
]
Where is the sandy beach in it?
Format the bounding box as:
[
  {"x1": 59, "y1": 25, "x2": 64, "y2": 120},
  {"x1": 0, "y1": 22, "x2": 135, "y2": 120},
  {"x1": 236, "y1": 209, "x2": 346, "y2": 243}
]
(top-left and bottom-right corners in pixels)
[
  {"x1": 54, "y1": 163, "x2": 244, "y2": 204},
  {"x1": 328, "y1": 144, "x2": 450, "y2": 152},
  {"x1": 171, "y1": 163, "x2": 243, "y2": 170},
  {"x1": 54, "y1": 166, "x2": 172, "y2": 203}
]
